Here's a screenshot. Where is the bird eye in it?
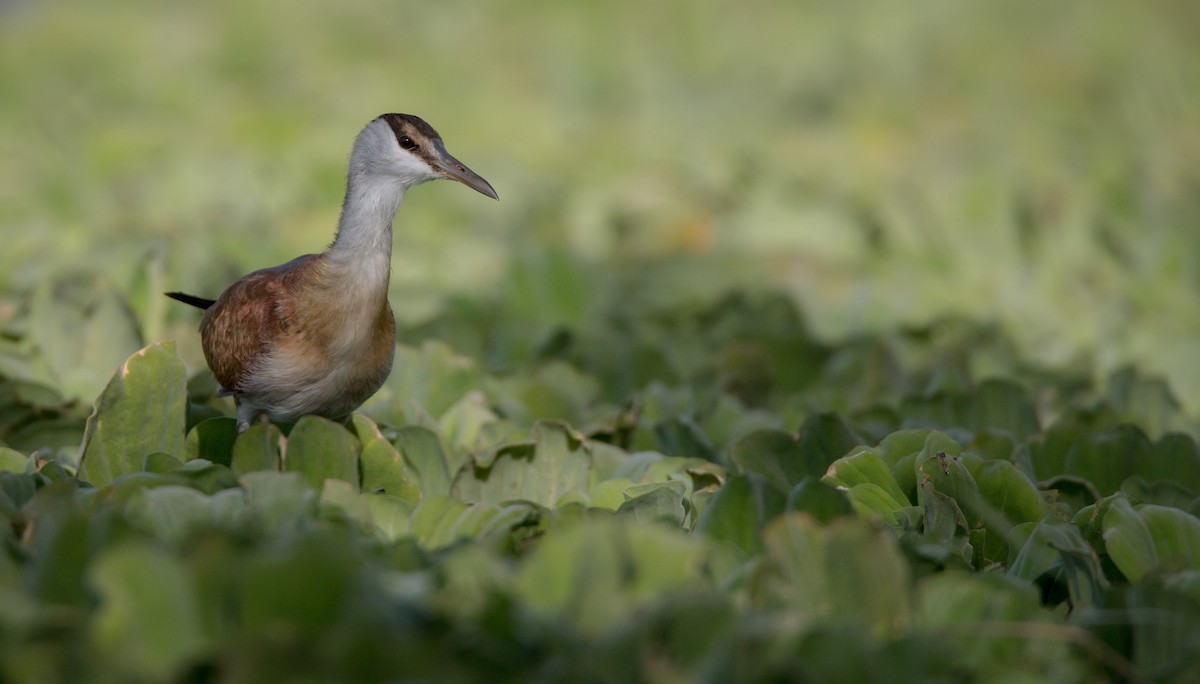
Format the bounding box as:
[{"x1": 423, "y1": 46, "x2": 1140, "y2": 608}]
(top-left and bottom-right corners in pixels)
[{"x1": 398, "y1": 135, "x2": 417, "y2": 150}]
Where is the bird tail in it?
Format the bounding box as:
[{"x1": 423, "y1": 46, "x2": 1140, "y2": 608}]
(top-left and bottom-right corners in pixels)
[{"x1": 165, "y1": 292, "x2": 217, "y2": 310}]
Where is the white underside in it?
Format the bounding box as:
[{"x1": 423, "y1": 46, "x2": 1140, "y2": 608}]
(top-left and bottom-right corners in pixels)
[{"x1": 236, "y1": 350, "x2": 394, "y2": 426}]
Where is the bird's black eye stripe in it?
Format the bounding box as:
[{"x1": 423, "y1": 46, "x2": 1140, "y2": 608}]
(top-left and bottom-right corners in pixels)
[{"x1": 398, "y1": 135, "x2": 417, "y2": 150}]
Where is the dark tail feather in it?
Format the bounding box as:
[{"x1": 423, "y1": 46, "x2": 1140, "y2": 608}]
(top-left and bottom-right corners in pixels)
[{"x1": 165, "y1": 292, "x2": 217, "y2": 310}]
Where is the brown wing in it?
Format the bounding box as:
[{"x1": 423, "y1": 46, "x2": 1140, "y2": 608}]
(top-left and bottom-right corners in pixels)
[{"x1": 199, "y1": 254, "x2": 325, "y2": 393}]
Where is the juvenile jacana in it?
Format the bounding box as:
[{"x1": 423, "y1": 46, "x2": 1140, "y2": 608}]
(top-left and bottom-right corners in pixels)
[{"x1": 167, "y1": 113, "x2": 497, "y2": 432}]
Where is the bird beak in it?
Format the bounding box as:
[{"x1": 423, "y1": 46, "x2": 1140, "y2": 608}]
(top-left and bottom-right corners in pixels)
[{"x1": 433, "y1": 140, "x2": 498, "y2": 200}]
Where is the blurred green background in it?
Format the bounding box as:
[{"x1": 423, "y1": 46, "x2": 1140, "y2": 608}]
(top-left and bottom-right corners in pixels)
[{"x1": 1, "y1": 0, "x2": 1198, "y2": 413}]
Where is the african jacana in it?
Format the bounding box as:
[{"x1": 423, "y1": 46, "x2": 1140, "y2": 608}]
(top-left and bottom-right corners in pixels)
[{"x1": 168, "y1": 113, "x2": 497, "y2": 432}]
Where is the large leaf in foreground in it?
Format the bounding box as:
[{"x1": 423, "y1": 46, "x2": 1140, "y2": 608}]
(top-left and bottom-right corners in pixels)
[
  {"x1": 512, "y1": 518, "x2": 708, "y2": 634},
  {"x1": 753, "y1": 514, "x2": 911, "y2": 637},
  {"x1": 78, "y1": 342, "x2": 188, "y2": 487},
  {"x1": 916, "y1": 572, "x2": 1083, "y2": 679},
  {"x1": 87, "y1": 542, "x2": 208, "y2": 680}
]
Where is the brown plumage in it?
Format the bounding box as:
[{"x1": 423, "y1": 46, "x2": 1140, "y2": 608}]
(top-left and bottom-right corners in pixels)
[{"x1": 168, "y1": 114, "x2": 497, "y2": 431}]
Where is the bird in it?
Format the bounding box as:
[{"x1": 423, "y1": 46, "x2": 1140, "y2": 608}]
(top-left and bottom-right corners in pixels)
[{"x1": 167, "y1": 113, "x2": 497, "y2": 432}]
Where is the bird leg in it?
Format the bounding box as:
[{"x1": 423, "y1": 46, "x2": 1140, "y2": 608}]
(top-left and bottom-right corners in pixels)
[{"x1": 236, "y1": 403, "x2": 266, "y2": 433}]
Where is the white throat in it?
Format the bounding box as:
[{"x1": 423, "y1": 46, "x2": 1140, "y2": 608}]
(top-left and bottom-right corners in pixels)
[{"x1": 329, "y1": 170, "x2": 405, "y2": 258}]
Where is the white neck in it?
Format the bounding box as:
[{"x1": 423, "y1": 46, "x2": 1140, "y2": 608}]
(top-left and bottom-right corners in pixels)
[{"x1": 328, "y1": 170, "x2": 405, "y2": 257}]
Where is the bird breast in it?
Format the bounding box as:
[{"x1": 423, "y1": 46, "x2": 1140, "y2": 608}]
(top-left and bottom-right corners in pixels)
[{"x1": 241, "y1": 255, "x2": 397, "y2": 422}]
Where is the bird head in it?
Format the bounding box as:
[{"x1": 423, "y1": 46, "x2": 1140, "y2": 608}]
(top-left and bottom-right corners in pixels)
[{"x1": 352, "y1": 113, "x2": 498, "y2": 200}]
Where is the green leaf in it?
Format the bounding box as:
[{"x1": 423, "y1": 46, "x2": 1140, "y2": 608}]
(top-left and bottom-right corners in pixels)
[
  {"x1": 615, "y1": 480, "x2": 687, "y2": 525},
  {"x1": 77, "y1": 341, "x2": 188, "y2": 487},
  {"x1": 969, "y1": 378, "x2": 1039, "y2": 439},
  {"x1": 916, "y1": 447, "x2": 983, "y2": 528},
  {"x1": 1121, "y1": 584, "x2": 1200, "y2": 680},
  {"x1": 844, "y1": 482, "x2": 908, "y2": 522},
  {"x1": 876, "y1": 429, "x2": 938, "y2": 467},
  {"x1": 694, "y1": 473, "x2": 786, "y2": 556},
  {"x1": 239, "y1": 471, "x2": 318, "y2": 532},
  {"x1": 363, "y1": 493, "x2": 413, "y2": 541},
  {"x1": 1121, "y1": 476, "x2": 1197, "y2": 510},
  {"x1": 408, "y1": 495, "x2": 536, "y2": 550},
  {"x1": 170, "y1": 458, "x2": 238, "y2": 494},
  {"x1": 28, "y1": 280, "x2": 144, "y2": 403},
  {"x1": 319, "y1": 478, "x2": 373, "y2": 527},
  {"x1": 488, "y1": 359, "x2": 602, "y2": 428},
  {"x1": 88, "y1": 542, "x2": 207, "y2": 680},
  {"x1": 1009, "y1": 521, "x2": 1108, "y2": 607},
  {"x1": 587, "y1": 477, "x2": 637, "y2": 510},
  {"x1": 0, "y1": 470, "x2": 43, "y2": 518},
  {"x1": 0, "y1": 447, "x2": 29, "y2": 474},
  {"x1": 974, "y1": 459, "x2": 1044, "y2": 526},
  {"x1": 969, "y1": 427, "x2": 1019, "y2": 462},
  {"x1": 823, "y1": 448, "x2": 910, "y2": 509},
  {"x1": 732, "y1": 415, "x2": 860, "y2": 492},
  {"x1": 366, "y1": 340, "x2": 486, "y2": 423},
  {"x1": 653, "y1": 416, "x2": 719, "y2": 462},
  {"x1": 797, "y1": 412, "x2": 864, "y2": 475},
  {"x1": 785, "y1": 477, "x2": 854, "y2": 523},
  {"x1": 512, "y1": 518, "x2": 706, "y2": 634},
  {"x1": 917, "y1": 570, "x2": 1044, "y2": 624},
  {"x1": 731, "y1": 429, "x2": 805, "y2": 492},
  {"x1": 185, "y1": 416, "x2": 238, "y2": 467},
  {"x1": 1103, "y1": 497, "x2": 1200, "y2": 582},
  {"x1": 408, "y1": 495, "x2": 475, "y2": 549},
  {"x1": 1063, "y1": 424, "x2": 1152, "y2": 497},
  {"x1": 451, "y1": 421, "x2": 591, "y2": 507},
  {"x1": 436, "y1": 390, "x2": 523, "y2": 474},
  {"x1": 913, "y1": 483, "x2": 970, "y2": 568},
  {"x1": 1146, "y1": 432, "x2": 1200, "y2": 494},
  {"x1": 1, "y1": 416, "x2": 88, "y2": 460},
  {"x1": 352, "y1": 414, "x2": 420, "y2": 505},
  {"x1": 754, "y1": 514, "x2": 911, "y2": 637},
  {"x1": 238, "y1": 529, "x2": 358, "y2": 637},
  {"x1": 230, "y1": 422, "x2": 282, "y2": 474},
  {"x1": 1041, "y1": 474, "x2": 1101, "y2": 514},
  {"x1": 916, "y1": 571, "x2": 1075, "y2": 675},
  {"x1": 1104, "y1": 366, "x2": 1182, "y2": 437},
  {"x1": 142, "y1": 451, "x2": 184, "y2": 474},
  {"x1": 1025, "y1": 408, "x2": 1120, "y2": 483},
  {"x1": 283, "y1": 415, "x2": 360, "y2": 492},
  {"x1": 23, "y1": 482, "x2": 94, "y2": 606},
  {"x1": 125, "y1": 485, "x2": 246, "y2": 544},
  {"x1": 393, "y1": 426, "x2": 452, "y2": 498}
]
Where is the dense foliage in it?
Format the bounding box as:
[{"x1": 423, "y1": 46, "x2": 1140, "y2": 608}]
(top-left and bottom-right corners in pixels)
[
  {"x1": 3, "y1": 0, "x2": 1199, "y2": 682},
  {"x1": 2, "y1": 288, "x2": 1199, "y2": 682}
]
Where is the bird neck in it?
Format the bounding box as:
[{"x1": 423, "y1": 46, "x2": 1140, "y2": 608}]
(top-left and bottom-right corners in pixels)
[
  {"x1": 329, "y1": 170, "x2": 406, "y2": 259},
  {"x1": 323, "y1": 170, "x2": 407, "y2": 315}
]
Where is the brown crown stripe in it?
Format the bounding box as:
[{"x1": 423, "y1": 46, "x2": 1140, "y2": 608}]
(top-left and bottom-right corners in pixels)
[{"x1": 381, "y1": 113, "x2": 441, "y2": 142}]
